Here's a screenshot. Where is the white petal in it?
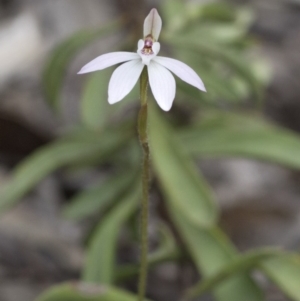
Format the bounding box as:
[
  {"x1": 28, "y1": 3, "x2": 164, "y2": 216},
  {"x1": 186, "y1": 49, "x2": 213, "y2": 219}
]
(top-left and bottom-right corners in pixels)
[
  {"x1": 148, "y1": 61, "x2": 176, "y2": 111},
  {"x1": 152, "y1": 42, "x2": 160, "y2": 55},
  {"x1": 137, "y1": 39, "x2": 144, "y2": 51},
  {"x1": 108, "y1": 60, "x2": 144, "y2": 104},
  {"x1": 78, "y1": 52, "x2": 139, "y2": 74},
  {"x1": 153, "y1": 56, "x2": 206, "y2": 92},
  {"x1": 143, "y1": 8, "x2": 162, "y2": 41}
]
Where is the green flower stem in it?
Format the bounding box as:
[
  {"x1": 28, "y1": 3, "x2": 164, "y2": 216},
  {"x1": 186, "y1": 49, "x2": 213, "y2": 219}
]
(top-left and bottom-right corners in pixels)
[{"x1": 137, "y1": 68, "x2": 149, "y2": 301}]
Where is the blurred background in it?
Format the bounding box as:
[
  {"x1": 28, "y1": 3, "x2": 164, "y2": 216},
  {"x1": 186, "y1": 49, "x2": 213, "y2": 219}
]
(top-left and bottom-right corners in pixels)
[{"x1": 1, "y1": 0, "x2": 300, "y2": 301}]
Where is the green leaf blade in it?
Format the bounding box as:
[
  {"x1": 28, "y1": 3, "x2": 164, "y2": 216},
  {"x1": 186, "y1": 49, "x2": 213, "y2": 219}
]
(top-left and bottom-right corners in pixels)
[
  {"x1": 63, "y1": 171, "x2": 136, "y2": 221},
  {"x1": 83, "y1": 186, "x2": 140, "y2": 284},
  {"x1": 35, "y1": 282, "x2": 153, "y2": 301},
  {"x1": 149, "y1": 105, "x2": 218, "y2": 228},
  {"x1": 186, "y1": 248, "x2": 279, "y2": 299},
  {"x1": 0, "y1": 128, "x2": 130, "y2": 212},
  {"x1": 261, "y1": 254, "x2": 300, "y2": 301},
  {"x1": 181, "y1": 111, "x2": 300, "y2": 169},
  {"x1": 169, "y1": 206, "x2": 264, "y2": 301}
]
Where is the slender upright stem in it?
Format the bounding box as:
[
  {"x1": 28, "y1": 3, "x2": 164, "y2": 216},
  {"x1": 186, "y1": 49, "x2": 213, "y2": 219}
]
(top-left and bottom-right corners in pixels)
[{"x1": 137, "y1": 68, "x2": 150, "y2": 301}]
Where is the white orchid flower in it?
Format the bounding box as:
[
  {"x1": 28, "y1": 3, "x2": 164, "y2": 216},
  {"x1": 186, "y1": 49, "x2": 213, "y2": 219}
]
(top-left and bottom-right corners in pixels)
[{"x1": 78, "y1": 8, "x2": 206, "y2": 111}]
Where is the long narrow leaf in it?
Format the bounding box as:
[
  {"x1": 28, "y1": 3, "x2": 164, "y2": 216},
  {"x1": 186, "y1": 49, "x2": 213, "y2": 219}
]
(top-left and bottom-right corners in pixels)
[
  {"x1": 83, "y1": 185, "x2": 140, "y2": 284},
  {"x1": 260, "y1": 254, "x2": 300, "y2": 301},
  {"x1": 149, "y1": 105, "x2": 217, "y2": 228},
  {"x1": 63, "y1": 171, "x2": 137, "y2": 220},
  {"x1": 180, "y1": 111, "x2": 300, "y2": 169},
  {"x1": 185, "y1": 248, "x2": 279, "y2": 300},
  {"x1": 169, "y1": 206, "x2": 264, "y2": 301},
  {"x1": 0, "y1": 128, "x2": 130, "y2": 212},
  {"x1": 35, "y1": 282, "x2": 153, "y2": 301}
]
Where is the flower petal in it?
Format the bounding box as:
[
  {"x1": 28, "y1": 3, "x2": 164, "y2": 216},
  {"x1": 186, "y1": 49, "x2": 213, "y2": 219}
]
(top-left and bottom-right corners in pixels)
[
  {"x1": 153, "y1": 56, "x2": 206, "y2": 92},
  {"x1": 137, "y1": 39, "x2": 144, "y2": 52},
  {"x1": 143, "y1": 8, "x2": 162, "y2": 41},
  {"x1": 152, "y1": 42, "x2": 160, "y2": 55},
  {"x1": 108, "y1": 60, "x2": 144, "y2": 104},
  {"x1": 78, "y1": 52, "x2": 140, "y2": 74},
  {"x1": 148, "y1": 61, "x2": 176, "y2": 111}
]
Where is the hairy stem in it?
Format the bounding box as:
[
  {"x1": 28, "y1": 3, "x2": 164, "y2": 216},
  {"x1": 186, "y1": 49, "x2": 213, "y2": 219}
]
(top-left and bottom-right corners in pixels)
[{"x1": 137, "y1": 68, "x2": 149, "y2": 301}]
